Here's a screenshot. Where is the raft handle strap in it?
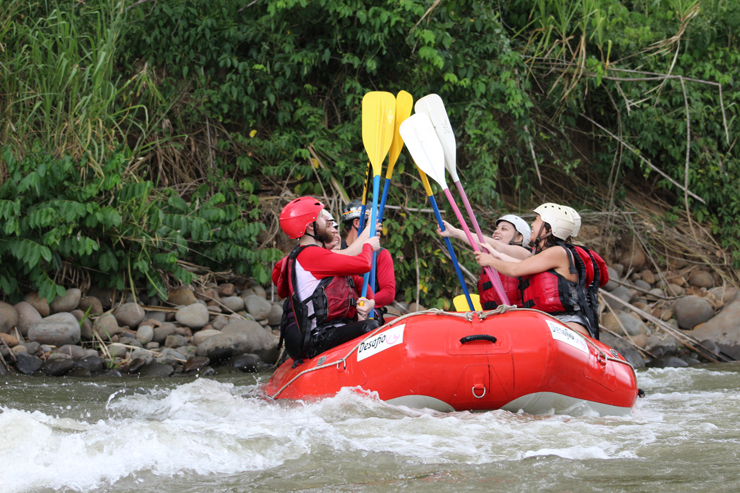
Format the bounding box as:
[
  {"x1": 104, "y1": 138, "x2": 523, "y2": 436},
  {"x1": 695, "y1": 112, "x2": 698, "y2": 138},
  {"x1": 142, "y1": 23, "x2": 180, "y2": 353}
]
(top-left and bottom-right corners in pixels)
[{"x1": 460, "y1": 334, "x2": 498, "y2": 345}]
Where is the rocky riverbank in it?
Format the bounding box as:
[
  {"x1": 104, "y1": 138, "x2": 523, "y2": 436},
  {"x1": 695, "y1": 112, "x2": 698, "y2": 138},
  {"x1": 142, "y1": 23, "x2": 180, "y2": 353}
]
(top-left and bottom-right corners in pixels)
[{"x1": 1, "y1": 258, "x2": 740, "y2": 378}]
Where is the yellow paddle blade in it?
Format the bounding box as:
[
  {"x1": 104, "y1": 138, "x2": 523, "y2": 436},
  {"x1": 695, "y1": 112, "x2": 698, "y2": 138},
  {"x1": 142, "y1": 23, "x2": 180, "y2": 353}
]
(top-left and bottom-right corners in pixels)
[
  {"x1": 361, "y1": 162, "x2": 371, "y2": 205},
  {"x1": 362, "y1": 92, "x2": 396, "y2": 177},
  {"x1": 386, "y1": 90, "x2": 414, "y2": 179},
  {"x1": 453, "y1": 294, "x2": 481, "y2": 312},
  {"x1": 416, "y1": 165, "x2": 434, "y2": 197}
]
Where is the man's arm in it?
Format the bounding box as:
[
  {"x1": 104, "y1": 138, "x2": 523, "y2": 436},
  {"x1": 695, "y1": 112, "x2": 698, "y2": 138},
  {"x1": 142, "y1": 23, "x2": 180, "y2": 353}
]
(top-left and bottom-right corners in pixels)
[{"x1": 373, "y1": 249, "x2": 396, "y2": 308}]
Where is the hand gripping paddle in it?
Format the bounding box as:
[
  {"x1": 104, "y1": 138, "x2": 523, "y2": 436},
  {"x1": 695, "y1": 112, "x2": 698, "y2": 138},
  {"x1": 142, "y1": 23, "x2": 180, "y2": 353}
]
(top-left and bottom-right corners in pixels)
[
  {"x1": 415, "y1": 94, "x2": 509, "y2": 305},
  {"x1": 360, "y1": 92, "x2": 395, "y2": 310},
  {"x1": 400, "y1": 113, "x2": 507, "y2": 306}
]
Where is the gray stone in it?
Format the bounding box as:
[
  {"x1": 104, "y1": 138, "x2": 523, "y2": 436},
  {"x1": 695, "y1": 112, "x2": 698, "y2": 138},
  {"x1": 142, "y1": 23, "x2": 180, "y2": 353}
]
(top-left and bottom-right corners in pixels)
[
  {"x1": 136, "y1": 325, "x2": 154, "y2": 345},
  {"x1": 54, "y1": 345, "x2": 85, "y2": 360},
  {"x1": 645, "y1": 334, "x2": 679, "y2": 357},
  {"x1": 47, "y1": 352, "x2": 72, "y2": 361},
  {"x1": 41, "y1": 358, "x2": 76, "y2": 376},
  {"x1": 144, "y1": 311, "x2": 166, "y2": 323},
  {"x1": 674, "y1": 296, "x2": 715, "y2": 330},
  {"x1": 211, "y1": 315, "x2": 230, "y2": 330},
  {"x1": 228, "y1": 353, "x2": 262, "y2": 373},
  {"x1": 687, "y1": 295, "x2": 740, "y2": 359},
  {"x1": 666, "y1": 284, "x2": 685, "y2": 297},
  {"x1": 78, "y1": 296, "x2": 104, "y2": 316},
  {"x1": 168, "y1": 287, "x2": 197, "y2": 306},
  {"x1": 688, "y1": 270, "x2": 714, "y2": 289},
  {"x1": 156, "y1": 348, "x2": 183, "y2": 365},
  {"x1": 86, "y1": 286, "x2": 116, "y2": 308},
  {"x1": 146, "y1": 342, "x2": 160, "y2": 350},
  {"x1": 66, "y1": 367, "x2": 92, "y2": 378},
  {"x1": 152, "y1": 323, "x2": 176, "y2": 344},
  {"x1": 24, "y1": 292, "x2": 49, "y2": 317},
  {"x1": 268, "y1": 304, "x2": 283, "y2": 326},
  {"x1": 244, "y1": 295, "x2": 271, "y2": 320},
  {"x1": 0, "y1": 301, "x2": 19, "y2": 334},
  {"x1": 604, "y1": 267, "x2": 620, "y2": 292},
  {"x1": 175, "y1": 346, "x2": 196, "y2": 358},
  {"x1": 197, "y1": 319, "x2": 278, "y2": 362},
  {"x1": 15, "y1": 302, "x2": 41, "y2": 337},
  {"x1": 28, "y1": 313, "x2": 80, "y2": 346},
  {"x1": 251, "y1": 285, "x2": 267, "y2": 299},
  {"x1": 217, "y1": 283, "x2": 235, "y2": 297},
  {"x1": 138, "y1": 362, "x2": 174, "y2": 377},
  {"x1": 647, "y1": 356, "x2": 689, "y2": 368},
  {"x1": 130, "y1": 349, "x2": 154, "y2": 364},
  {"x1": 640, "y1": 270, "x2": 656, "y2": 285},
  {"x1": 165, "y1": 334, "x2": 187, "y2": 348},
  {"x1": 616, "y1": 312, "x2": 648, "y2": 336},
  {"x1": 93, "y1": 313, "x2": 121, "y2": 339},
  {"x1": 221, "y1": 296, "x2": 245, "y2": 313},
  {"x1": 15, "y1": 352, "x2": 42, "y2": 374},
  {"x1": 605, "y1": 286, "x2": 632, "y2": 311},
  {"x1": 175, "y1": 304, "x2": 209, "y2": 329},
  {"x1": 49, "y1": 288, "x2": 81, "y2": 314},
  {"x1": 75, "y1": 356, "x2": 104, "y2": 373},
  {"x1": 709, "y1": 286, "x2": 738, "y2": 304},
  {"x1": 23, "y1": 341, "x2": 40, "y2": 355},
  {"x1": 115, "y1": 303, "x2": 146, "y2": 329},
  {"x1": 184, "y1": 356, "x2": 210, "y2": 373},
  {"x1": 108, "y1": 343, "x2": 128, "y2": 359},
  {"x1": 192, "y1": 329, "x2": 221, "y2": 346},
  {"x1": 634, "y1": 280, "x2": 652, "y2": 292},
  {"x1": 680, "y1": 354, "x2": 702, "y2": 365}
]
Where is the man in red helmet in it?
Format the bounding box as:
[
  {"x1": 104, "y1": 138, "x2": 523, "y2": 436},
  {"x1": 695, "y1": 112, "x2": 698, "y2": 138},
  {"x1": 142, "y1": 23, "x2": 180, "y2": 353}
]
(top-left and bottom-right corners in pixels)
[{"x1": 273, "y1": 197, "x2": 381, "y2": 363}]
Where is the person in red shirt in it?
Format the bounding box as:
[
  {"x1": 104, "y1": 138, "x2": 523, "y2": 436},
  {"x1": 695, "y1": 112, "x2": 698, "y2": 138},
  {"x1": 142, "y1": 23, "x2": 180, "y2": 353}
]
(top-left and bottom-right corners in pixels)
[
  {"x1": 273, "y1": 197, "x2": 381, "y2": 362},
  {"x1": 340, "y1": 200, "x2": 396, "y2": 315}
]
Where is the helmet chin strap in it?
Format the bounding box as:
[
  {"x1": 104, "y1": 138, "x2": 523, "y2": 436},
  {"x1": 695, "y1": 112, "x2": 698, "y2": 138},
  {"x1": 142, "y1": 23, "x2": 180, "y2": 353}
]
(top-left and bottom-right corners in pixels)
[
  {"x1": 304, "y1": 221, "x2": 326, "y2": 248},
  {"x1": 534, "y1": 223, "x2": 550, "y2": 254}
]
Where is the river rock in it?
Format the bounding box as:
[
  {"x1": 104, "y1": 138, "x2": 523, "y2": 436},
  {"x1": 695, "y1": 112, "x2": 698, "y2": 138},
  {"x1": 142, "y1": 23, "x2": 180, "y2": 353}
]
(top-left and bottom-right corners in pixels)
[
  {"x1": 168, "y1": 287, "x2": 197, "y2": 306},
  {"x1": 136, "y1": 325, "x2": 154, "y2": 345},
  {"x1": 47, "y1": 352, "x2": 72, "y2": 361},
  {"x1": 603, "y1": 268, "x2": 619, "y2": 292},
  {"x1": 244, "y1": 295, "x2": 271, "y2": 320},
  {"x1": 615, "y1": 312, "x2": 647, "y2": 336},
  {"x1": 1, "y1": 332, "x2": 18, "y2": 347},
  {"x1": 196, "y1": 319, "x2": 277, "y2": 362},
  {"x1": 688, "y1": 270, "x2": 714, "y2": 289},
  {"x1": 130, "y1": 349, "x2": 154, "y2": 365},
  {"x1": 221, "y1": 296, "x2": 245, "y2": 313},
  {"x1": 0, "y1": 301, "x2": 19, "y2": 334},
  {"x1": 619, "y1": 242, "x2": 645, "y2": 271},
  {"x1": 145, "y1": 311, "x2": 166, "y2": 323},
  {"x1": 138, "y1": 362, "x2": 174, "y2": 377},
  {"x1": 93, "y1": 313, "x2": 121, "y2": 339},
  {"x1": 680, "y1": 354, "x2": 701, "y2": 366},
  {"x1": 115, "y1": 303, "x2": 146, "y2": 329},
  {"x1": 192, "y1": 329, "x2": 221, "y2": 346},
  {"x1": 647, "y1": 356, "x2": 689, "y2": 368},
  {"x1": 605, "y1": 285, "x2": 632, "y2": 311},
  {"x1": 41, "y1": 358, "x2": 75, "y2": 376},
  {"x1": 28, "y1": 313, "x2": 80, "y2": 346},
  {"x1": 674, "y1": 296, "x2": 715, "y2": 330},
  {"x1": 14, "y1": 352, "x2": 42, "y2": 374},
  {"x1": 665, "y1": 284, "x2": 685, "y2": 297},
  {"x1": 24, "y1": 293, "x2": 49, "y2": 317},
  {"x1": 686, "y1": 294, "x2": 740, "y2": 359},
  {"x1": 14, "y1": 302, "x2": 41, "y2": 337},
  {"x1": 710, "y1": 286, "x2": 738, "y2": 303},
  {"x1": 268, "y1": 304, "x2": 283, "y2": 326},
  {"x1": 217, "y1": 283, "x2": 235, "y2": 297},
  {"x1": 639, "y1": 270, "x2": 655, "y2": 285},
  {"x1": 164, "y1": 334, "x2": 187, "y2": 348},
  {"x1": 183, "y1": 356, "x2": 210, "y2": 373},
  {"x1": 152, "y1": 323, "x2": 176, "y2": 344},
  {"x1": 11, "y1": 346, "x2": 26, "y2": 357},
  {"x1": 645, "y1": 334, "x2": 679, "y2": 357},
  {"x1": 228, "y1": 353, "x2": 262, "y2": 372},
  {"x1": 211, "y1": 315, "x2": 230, "y2": 330},
  {"x1": 634, "y1": 280, "x2": 652, "y2": 292},
  {"x1": 74, "y1": 356, "x2": 104, "y2": 373},
  {"x1": 156, "y1": 348, "x2": 183, "y2": 365},
  {"x1": 55, "y1": 345, "x2": 85, "y2": 360},
  {"x1": 122, "y1": 358, "x2": 147, "y2": 374},
  {"x1": 175, "y1": 304, "x2": 209, "y2": 329},
  {"x1": 108, "y1": 343, "x2": 128, "y2": 359},
  {"x1": 49, "y1": 288, "x2": 81, "y2": 314},
  {"x1": 78, "y1": 296, "x2": 104, "y2": 316}
]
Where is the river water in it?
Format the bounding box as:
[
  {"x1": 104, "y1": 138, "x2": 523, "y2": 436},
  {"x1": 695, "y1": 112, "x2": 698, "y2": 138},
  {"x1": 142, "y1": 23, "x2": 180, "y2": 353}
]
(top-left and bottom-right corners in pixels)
[{"x1": 1, "y1": 364, "x2": 739, "y2": 492}]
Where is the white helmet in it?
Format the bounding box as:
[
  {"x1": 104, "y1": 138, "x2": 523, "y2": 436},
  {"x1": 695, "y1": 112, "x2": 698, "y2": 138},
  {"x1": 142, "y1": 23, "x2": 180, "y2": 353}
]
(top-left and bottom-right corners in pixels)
[
  {"x1": 496, "y1": 215, "x2": 531, "y2": 247},
  {"x1": 564, "y1": 207, "x2": 581, "y2": 237},
  {"x1": 533, "y1": 203, "x2": 575, "y2": 240}
]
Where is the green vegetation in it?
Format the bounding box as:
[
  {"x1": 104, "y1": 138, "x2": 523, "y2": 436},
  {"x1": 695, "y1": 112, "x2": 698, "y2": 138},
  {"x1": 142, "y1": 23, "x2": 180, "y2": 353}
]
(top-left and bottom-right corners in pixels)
[{"x1": 0, "y1": 0, "x2": 737, "y2": 305}]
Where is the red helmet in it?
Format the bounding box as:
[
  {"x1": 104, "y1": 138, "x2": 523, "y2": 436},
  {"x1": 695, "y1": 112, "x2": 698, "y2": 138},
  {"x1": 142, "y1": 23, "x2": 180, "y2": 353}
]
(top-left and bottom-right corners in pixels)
[{"x1": 279, "y1": 197, "x2": 325, "y2": 239}]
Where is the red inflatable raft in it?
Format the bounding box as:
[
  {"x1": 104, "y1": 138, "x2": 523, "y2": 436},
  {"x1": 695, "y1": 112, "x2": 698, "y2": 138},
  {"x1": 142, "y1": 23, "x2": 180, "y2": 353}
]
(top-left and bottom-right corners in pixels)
[{"x1": 265, "y1": 309, "x2": 639, "y2": 416}]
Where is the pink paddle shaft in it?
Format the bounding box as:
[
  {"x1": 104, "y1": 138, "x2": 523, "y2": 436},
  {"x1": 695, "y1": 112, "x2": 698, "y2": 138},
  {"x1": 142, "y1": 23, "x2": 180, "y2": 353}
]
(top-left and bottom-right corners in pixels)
[
  {"x1": 442, "y1": 188, "x2": 510, "y2": 305},
  {"x1": 454, "y1": 181, "x2": 510, "y2": 305}
]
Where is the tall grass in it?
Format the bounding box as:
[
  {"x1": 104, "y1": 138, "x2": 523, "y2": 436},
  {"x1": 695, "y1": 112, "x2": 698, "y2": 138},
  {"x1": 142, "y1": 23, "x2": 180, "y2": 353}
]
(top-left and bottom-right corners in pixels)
[{"x1": 0, "y1": 0, "x2": 148, "y2": 171}]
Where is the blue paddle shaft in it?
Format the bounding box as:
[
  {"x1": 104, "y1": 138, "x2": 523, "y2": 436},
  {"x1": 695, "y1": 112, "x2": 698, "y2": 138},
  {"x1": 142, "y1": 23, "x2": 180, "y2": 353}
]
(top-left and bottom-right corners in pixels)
[
  {"x1": 378, "y1": 177, "x2": 392, "y2": 224},
  {"x1": 358, "y1": 204, "x2": 367, "y2": 233},
  {"x1": 428, "y1": 194, "x2": 474, "y2": 311},
  {"x1": 362, "y1": 176, "x2": 381, "y2": 313}
]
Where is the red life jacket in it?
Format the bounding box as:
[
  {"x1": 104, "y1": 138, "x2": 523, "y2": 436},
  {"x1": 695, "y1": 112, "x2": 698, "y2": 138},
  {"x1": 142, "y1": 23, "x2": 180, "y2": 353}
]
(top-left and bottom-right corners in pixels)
[
  {"x1": 280, "y1": 245, "x2": 360, "y2": 359},
  {"x1": 478, "y1": 270, "x2": 523, "y2": 309},
  {"x1": 572, "y1": 245, "x2": 609, "y2": 288}
]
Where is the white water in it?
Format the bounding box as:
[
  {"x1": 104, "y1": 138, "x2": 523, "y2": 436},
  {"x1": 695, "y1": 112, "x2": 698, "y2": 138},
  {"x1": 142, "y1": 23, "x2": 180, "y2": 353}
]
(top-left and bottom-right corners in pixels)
[{"x1": 2, "y1": 365, "x2": 740, "y2": 492}]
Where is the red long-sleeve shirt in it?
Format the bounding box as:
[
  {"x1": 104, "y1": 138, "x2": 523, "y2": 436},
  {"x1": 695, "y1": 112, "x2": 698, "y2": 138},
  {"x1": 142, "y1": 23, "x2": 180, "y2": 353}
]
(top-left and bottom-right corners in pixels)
[{"x1": 373, "y1": 248, "x2": 396, "y2": 308}]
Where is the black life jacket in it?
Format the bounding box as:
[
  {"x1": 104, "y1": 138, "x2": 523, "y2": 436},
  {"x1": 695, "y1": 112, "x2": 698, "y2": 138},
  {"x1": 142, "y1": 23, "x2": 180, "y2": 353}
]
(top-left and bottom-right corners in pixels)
[
  {"x1": 520, "y1": 243, "x2": 600, "y2": 339},
  {"x1": 278, "y1": 245, "x2": 359, "y2": 360}
]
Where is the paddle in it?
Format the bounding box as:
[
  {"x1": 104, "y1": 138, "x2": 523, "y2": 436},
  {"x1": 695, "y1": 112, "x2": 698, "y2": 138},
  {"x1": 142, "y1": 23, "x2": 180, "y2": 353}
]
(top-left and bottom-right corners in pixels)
[
  {"x1": 453, "y1": 293, "x2": 481, "y2": 312},
  {"x1": 415, "y1": 94, "x2": 510, "y2": 305},
  {"x1": 399, "y1": 113, "x2": 507, "y2": 306},
  {"x1": 416, "y1": 164, "x2": 475, "y2": 310},
  {"x1": 360, "y1": 92, "x2": 396, "y2": 309},
  {"x1": 357, "y1": 162, "x2": 372, "y2": 233}
]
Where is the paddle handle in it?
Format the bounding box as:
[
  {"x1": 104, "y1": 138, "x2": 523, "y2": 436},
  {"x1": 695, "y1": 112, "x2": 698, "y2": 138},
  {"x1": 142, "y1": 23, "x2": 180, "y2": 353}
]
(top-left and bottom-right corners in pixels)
[
  {"x1": 378, "y1": 177, "x2": 391, "y2": 224},
  {"x1": 454, "y1": 181, "x2": 510, "y2": 306},
  {"x1": 362, "y1": 175, "x2": 381, "y2": 320},
  {"x1": 428, "y1": 194, "x2": 474, "y2": 311},
  {"x1": 442, "y1": 188, "x2": 509, "y2": 305}
]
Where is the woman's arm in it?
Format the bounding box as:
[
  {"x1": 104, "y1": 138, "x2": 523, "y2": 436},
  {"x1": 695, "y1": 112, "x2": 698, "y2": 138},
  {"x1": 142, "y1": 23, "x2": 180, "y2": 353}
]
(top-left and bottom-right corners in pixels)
[
  {"x1": 475, "y1": 245, "x2": 567, "y2": 278},
  {"x1": 439, "y1": 220, "x2": 530, "y2": 260}
]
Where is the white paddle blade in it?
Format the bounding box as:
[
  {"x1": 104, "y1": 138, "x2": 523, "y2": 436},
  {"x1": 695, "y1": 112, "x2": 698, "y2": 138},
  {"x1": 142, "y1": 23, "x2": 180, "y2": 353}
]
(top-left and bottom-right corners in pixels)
[
  {"x1": 415, "y1": 94, "x2": 459, "y2": 182},
  {"x1": 399, "y1": 114, "x2": 448, "y2": 190}
]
